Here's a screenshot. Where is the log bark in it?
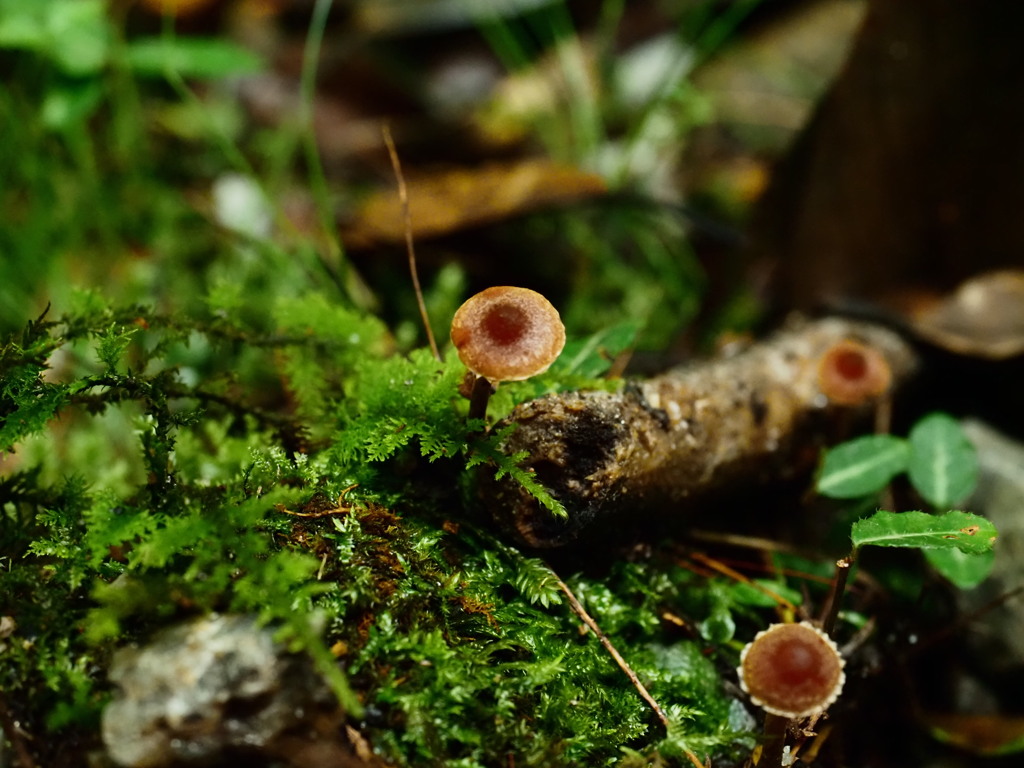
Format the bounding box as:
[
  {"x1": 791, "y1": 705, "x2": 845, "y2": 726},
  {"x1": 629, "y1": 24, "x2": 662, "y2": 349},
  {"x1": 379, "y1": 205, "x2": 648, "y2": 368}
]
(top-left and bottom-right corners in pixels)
[{"x1": 484, "y1": 317, "x2": 917, "y2": 547}]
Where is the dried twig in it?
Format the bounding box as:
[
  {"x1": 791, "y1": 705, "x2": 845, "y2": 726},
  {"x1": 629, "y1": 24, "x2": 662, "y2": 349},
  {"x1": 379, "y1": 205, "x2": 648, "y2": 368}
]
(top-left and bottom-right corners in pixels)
[
  {"x1": 276, "y1": 485, "x2": 361, "y2": 518},
  {"x1": 381, "y1": 124, "x2": 440, "y2": 362},
  {"x1": 688, "y1": 551, "x2": 798, "y2": 614},
  {"x1": 819, "y1": 557, "x2": 853, "y2": 636},
  {"x1": 553, "y1": 574, "x2": 672, "y2": 731}
]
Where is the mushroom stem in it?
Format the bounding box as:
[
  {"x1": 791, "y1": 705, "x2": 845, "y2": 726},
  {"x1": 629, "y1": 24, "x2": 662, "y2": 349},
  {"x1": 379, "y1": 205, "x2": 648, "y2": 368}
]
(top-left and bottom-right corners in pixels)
[
  {"x1": 467, "y1": 375, "x2": 496, "y2": 423},
  {"x1": 759, "y1": 713, "x2": 789, "y2": 768}
]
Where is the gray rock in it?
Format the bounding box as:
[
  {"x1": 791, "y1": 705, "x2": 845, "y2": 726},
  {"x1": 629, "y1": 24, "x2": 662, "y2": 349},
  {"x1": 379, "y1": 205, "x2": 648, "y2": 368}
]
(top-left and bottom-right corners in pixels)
[{"x1": 102, "y1": 614, "x2": 343, "y2": 768}]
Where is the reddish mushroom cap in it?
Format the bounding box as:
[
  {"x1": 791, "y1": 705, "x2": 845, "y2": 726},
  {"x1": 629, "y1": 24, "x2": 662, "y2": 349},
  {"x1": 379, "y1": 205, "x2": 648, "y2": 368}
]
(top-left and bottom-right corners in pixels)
[
  {"x1": 450, "y1": 286, "x2": 566, "y2": 382},
  {"x1": 738, "y1": 621, "x2": 846, "y2": 720},
  {"x1": 818, "y1": 338, "x2": 892, "y2": 406}
]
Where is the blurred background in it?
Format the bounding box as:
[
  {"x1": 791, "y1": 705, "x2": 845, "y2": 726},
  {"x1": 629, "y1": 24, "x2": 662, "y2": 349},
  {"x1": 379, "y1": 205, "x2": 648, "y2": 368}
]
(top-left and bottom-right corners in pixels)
[
  {"x1": 1, "y1": 0, "x2": 875, "y2": 355},
  {"x1": 7, "y1": 0, "x2": 1021, "y2": 366}
]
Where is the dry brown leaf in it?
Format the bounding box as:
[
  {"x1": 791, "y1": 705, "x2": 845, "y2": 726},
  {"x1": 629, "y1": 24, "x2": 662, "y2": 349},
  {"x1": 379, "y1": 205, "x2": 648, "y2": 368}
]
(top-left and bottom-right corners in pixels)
[
  {"x1": 342, "y1": 160, "x2": 607, "y2": 248},
  {"x1": 922, "y1": 711, "x2": 1024, "y2": 756},
  {"x1": 908, "y1": 270, "x2": 1024, "y2": 359}
]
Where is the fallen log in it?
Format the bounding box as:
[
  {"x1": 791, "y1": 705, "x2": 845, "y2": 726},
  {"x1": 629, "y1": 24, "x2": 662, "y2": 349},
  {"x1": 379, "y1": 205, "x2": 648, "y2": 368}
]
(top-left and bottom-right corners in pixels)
[{"x1": 483, "y1": 316, "x2": 918, "y2": 547}]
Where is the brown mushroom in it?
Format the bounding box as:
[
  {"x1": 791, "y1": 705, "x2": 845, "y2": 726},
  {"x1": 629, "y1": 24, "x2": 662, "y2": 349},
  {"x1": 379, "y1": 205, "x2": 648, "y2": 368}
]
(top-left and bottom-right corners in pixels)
[
  {"x1": 737, "y1": 621, "x2": 846, "y2": 720},
  {"x1": 817, "y1": 338, "x2": 892, "y2": 406},
  {"x1": 450, "y1": 286, "x2": 565, "y2": 421}
]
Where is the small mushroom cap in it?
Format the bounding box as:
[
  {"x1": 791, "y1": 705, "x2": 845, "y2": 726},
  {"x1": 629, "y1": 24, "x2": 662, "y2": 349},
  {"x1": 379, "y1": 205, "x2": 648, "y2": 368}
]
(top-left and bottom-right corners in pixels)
[
  {"x1": 818, "y1": 338, "x2": 892, "y2": 405},
  {"x1": 450, "y1": 286, "x2": 566, "y2": 382},
  {"x1": 738, "y1": 621, "x2": 845, "y2": 720}
]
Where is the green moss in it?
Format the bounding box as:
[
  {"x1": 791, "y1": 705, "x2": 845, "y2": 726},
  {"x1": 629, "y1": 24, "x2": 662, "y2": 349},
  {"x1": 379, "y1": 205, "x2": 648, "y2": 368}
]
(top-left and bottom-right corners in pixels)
[{"x1": 0, "y1": 301, "x2": 761, "y2": 765}]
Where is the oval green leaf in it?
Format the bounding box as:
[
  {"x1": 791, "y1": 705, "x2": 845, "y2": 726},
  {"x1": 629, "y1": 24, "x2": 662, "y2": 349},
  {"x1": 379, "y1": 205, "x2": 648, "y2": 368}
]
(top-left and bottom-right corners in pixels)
[
  {"x1": 817, "y1": 435, "x2": 910, "y2": 498},
  {"x1": 908, "y1": 412, "x2": 979, "y2": 508},
  {"x1": 851, "y1": 510, "x2": 997, "y2": 555},
  {"x1": 698, "y1": 607, "x2": 736, "y2": 644},
  {"x1": 923, "y1": 547, "x2": 995, "y2": 589}
]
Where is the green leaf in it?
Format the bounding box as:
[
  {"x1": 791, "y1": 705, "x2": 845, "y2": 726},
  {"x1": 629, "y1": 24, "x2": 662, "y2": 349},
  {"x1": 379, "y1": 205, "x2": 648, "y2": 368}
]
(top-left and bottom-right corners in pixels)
[
  {"x1": 817, "y1": 435, "x2": 909, "y2": 498},
  {"x1": 728, "y1": 579, "x2": 803, "y2": 608},
  {"x1": 907, "y1": 412, "x2": 979, "y2": 508},
  {"x1": 0, "y1": 0, "x2": 110, "y2": 75},
  {"x1": 0, "y1": 1, "x2": 46, "y2": 49},
  {"x1": 927, "y1": 714, "x2": 1024, "y2": 756},
  {"x1": 514, "y1": 557, "x2": 562, "y2": 608},
  {"x1": 852, "y1": 510, "x2": 997, "y2": 555},
  {"x1": 0, "y1": 382, "x2": 81, "y2": 450},
  {"x1": 46, "y1": 0, "x2": 110, "y2": 76},
  {"x1": 41, "y1": 79, "x2": 105, "y2": 130},
  {"x1": 126, "y1": 37, "x2": 264, "y2": 79},
  {"x1": 923, "y1": 548, "x2": 995, "y2": 589},
  {"x1": 552, "y1": 320, "x2": 641, "y2": 379},
  {"x1": 698, "y1": 606, "x2": 735, "y2": 644}
]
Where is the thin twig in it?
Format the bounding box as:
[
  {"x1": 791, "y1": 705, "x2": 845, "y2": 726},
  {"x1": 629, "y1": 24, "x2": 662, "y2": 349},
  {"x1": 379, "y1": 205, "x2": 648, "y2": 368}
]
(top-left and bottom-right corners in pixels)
[
  {"x1": 553, "y1": 575, "x2": 674, "y2": 732},
  {"x1": 819, "y1": 556, "x2": 853, "y2": 636},
  {"x1": 381, "y1": 123, "x2": 441, "y2": 362},
  {"x1": 275, "y1": 486, "x2": 361, "y2": 518},
  {"x1": 688, "y1": 551, "x2": 798, "y2": 613},
  {"x1": 686, "y1": 529, "x2": 806, "y2": 556}
]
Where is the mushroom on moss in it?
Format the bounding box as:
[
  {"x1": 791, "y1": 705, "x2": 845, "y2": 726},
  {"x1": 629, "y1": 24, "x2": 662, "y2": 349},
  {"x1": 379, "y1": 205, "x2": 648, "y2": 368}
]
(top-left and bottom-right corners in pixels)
[
  {"x1": 738, "y1": 621, "x2": 846, "y2": 720},
  {"x1": 817, "y1": 338, "x2": 892, "y2": 406},
  {"x1": 450, "y1": 286, "x2": 566, "y2": 422}
]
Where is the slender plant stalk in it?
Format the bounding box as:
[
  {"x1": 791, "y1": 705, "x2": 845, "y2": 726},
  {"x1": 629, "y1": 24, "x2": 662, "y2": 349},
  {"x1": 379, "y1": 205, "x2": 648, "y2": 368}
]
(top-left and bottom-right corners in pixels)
[
  {"x1": 381, "y1": 124, "x2": 441, "y2": 361},
  {"x1": 300, "y1": 0, "x2": 338, "y2": 257},
  {"x1": 552, "y1": 576, "x2": 669, "y2": 726},
  {"x1": 154, "y1": 14, "x2": 346, "y2": 295},
  {"x1": 820, "y1": 556, "x2": 853, "y2": 637}
]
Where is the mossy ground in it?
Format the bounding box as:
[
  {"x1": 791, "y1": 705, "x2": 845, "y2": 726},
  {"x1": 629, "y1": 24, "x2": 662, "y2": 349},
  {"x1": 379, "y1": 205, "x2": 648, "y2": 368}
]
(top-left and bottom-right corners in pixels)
[{"x1": 1, "y1": 304, "x2": 776, "y2": 766}]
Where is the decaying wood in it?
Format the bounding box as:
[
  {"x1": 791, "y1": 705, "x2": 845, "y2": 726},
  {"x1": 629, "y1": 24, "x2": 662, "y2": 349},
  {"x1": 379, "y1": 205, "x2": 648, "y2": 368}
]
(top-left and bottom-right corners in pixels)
[{"x1": 484, "y1": 317, "x2": 918, "y2": 547}]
